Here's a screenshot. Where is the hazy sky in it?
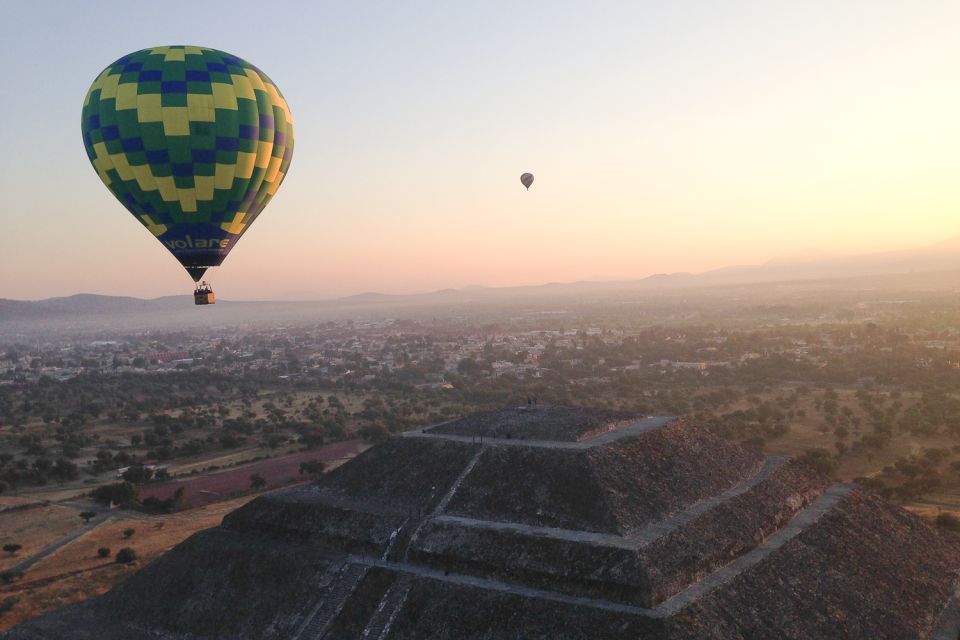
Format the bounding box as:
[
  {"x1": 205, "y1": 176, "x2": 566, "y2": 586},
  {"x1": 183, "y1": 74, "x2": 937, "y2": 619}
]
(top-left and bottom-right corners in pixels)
[{"x1": 2, "y1": 1, "x2": 959, "y2": 300}]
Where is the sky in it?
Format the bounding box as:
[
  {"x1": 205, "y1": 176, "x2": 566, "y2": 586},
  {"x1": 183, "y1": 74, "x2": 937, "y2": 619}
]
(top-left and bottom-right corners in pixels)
[{"x1": 1, "y1": 0, "x2": 959, "y2": 300}]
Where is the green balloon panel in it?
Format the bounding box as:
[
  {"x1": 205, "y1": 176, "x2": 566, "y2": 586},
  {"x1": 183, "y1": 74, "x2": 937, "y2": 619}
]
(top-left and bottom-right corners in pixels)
[{"x1": 81, "y1": 46, "x2": 294, "y2": 276}]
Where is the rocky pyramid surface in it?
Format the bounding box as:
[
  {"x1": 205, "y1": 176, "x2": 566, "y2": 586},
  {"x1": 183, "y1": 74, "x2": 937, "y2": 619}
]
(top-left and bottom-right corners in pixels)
[{"x1": 5, "y1": 406, "x2": 959, "y2": 639}]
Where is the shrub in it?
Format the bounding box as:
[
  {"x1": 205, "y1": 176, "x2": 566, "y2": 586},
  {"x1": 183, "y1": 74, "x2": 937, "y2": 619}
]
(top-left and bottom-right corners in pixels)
[
  {"x1": 115, "y1": 547, "x2": 137, "y2": 564},
  {"x1": 2, "y1": 544, "x2": 21, "y2": 557},
  {"x1": 97, "y1": 547, "x2": 110, "y2": 558},
  {"x1": 79, "y1": 510, "x2": 97, "y2": 524},
  {"x1": 140, "y1": 496, "x2": 175, "y2": 514},
  {"x1": 122, "y1": 528, "x2": 135, "y2": 539}
]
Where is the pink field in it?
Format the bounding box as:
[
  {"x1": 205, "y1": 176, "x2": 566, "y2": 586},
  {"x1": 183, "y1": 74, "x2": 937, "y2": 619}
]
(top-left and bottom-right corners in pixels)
[{"x1": 139, "y1": 440, "x2": 362, "y2": 509}]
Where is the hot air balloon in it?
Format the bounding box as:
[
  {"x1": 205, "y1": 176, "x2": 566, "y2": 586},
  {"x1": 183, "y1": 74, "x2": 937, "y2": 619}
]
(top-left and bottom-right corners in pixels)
[
  {"x1": 520, "y1": 172, "x2": 534, "y2": 190},
  {"x1": 80, "y1": 46, "x2": 295, "y2": 305}
]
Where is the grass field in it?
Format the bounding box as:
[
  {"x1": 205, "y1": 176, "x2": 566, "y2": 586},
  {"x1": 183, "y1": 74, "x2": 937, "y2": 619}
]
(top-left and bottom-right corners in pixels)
[
  {"x1": 140, "y1": 440, "x2": 363, "y2": 508},
  {"x1": 0, "y1": 494, "x2": 256, "y2": 631},
  {"x1": 0, "y1": 504, "x2": 80, "y2": 573},
  {"x1": 0, "y1": 435, "x2": 366, "y2": 631}
]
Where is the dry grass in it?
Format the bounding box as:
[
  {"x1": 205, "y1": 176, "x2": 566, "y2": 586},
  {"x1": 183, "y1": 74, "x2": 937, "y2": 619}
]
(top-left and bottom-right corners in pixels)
[
  {"x1": 0, "y1": 505, "x2": 81, "y2": 572},
  {"x1": 0, "y1": 494, "x2": 257, "y2": 632}
]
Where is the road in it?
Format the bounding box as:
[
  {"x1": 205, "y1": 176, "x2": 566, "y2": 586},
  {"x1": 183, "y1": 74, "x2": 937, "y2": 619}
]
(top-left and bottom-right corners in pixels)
[{"x1": 6, "y1": 512, "x2": 110, "y2": 575}]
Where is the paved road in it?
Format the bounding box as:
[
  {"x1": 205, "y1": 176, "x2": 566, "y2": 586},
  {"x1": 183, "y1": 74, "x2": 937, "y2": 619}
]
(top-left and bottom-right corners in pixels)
[
  {"x1": 7, "y1": 512, "x2": 110, "y2": 575},
  {"x1": 401, "y1": 416, "x2": 674, "y2": 450},
  {"x1": 430, "y1": 456, "x2": 786, "y2": 550}
]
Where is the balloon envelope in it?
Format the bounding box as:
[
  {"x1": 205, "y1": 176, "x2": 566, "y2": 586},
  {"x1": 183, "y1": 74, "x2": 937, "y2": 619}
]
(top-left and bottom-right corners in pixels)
[
  {"x1": 520, "y1": 172, "x2": 534, "y2": 190},
  {"x1": 81, "y1": 46, "x2": 295, "y2": 281}
]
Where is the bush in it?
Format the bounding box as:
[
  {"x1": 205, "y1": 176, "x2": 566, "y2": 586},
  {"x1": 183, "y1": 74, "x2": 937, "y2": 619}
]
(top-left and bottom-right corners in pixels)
[
  {"x1": 122, "y1": 528, "x2": 135, "y2": 539},
  {"x1": 97, "y1": 547, "x2": 110, "y2": 558},
  {"x1": 79, "y1": 510, "x2": 97, "y2": 524},
  {"x1": 140, "y1": 496, "x2": 176, "y2": 514},
  {"x1": 2, "y1": 544, "x2": 21, "y2": 557},
  {"x1": 249, "y1": 473, "x2": 267, "y2": 490},
  {"x1": 115, "y1": 547, "x2": 137, "y2": 564}
]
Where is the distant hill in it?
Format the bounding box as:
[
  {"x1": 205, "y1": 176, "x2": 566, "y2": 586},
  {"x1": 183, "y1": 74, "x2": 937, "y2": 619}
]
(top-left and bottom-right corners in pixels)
[
  {"x1": 0, "y1": 294, "x2": 194, "y2": 319},
  {"x1": 655, "y1": 235, "x2": 960, "y2": 287},
  {"x1": 4, "y1": 234, "x2": 960, "y2": 333}
]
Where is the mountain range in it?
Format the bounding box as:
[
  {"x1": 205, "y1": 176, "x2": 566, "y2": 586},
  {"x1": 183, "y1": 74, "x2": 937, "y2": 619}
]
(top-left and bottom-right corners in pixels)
[{"x1": 3, "y1": 235, "x2": 960, "y2": 330}]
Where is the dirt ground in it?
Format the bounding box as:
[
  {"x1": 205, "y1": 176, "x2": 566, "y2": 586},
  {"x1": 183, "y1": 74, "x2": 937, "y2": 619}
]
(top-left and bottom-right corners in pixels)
[
  {"x1": 0, "y1": 441, "x2": 363, "y2": 632},
  {"x1": 0, "y1": 505, "x2": 80, "y2": 572},
  {"x1": 0, "y1": 494, "x2": 257, "y2": 631}
]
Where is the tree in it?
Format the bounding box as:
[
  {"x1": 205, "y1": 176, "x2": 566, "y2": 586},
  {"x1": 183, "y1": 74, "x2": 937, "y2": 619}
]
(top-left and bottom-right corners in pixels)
[
  {"x1": 358, "y1": 423, "x2": 390, "y2": 444},
  {"x1": 97, "y1": 547, "x2": 111, "y2": 558},
  {"x1": 122, "y1": 528, "x2": 136, "y2": 539},
  {"x1": 801, "y1": 448, "x2": 838, "y2": 476},
  {"x1": 115, "y1": 547, "x2": 137, "y2": 564},
  {"x1": 91, "y1": 482, "x2": 138, "y2": 506},
  {"x1": 299, "y1": 460, "x2": 326, "y2": 480},
  {"x1": 79, "y1": 511, "x2": 97, "y2": 524},
  {"x1": 250, "y1": 473, "x2": 267, "y2": 491},
  {"x1": 121, "y1": 464, "x2": 154, "y2": 484},
  {"x1": 2, "y1": 544, "x2": 21, "y2": 557}
]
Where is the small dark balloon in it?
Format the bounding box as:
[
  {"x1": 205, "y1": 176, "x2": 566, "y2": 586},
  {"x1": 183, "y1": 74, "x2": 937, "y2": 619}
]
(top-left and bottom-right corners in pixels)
[{"x1": 520, "y1": 173, "x2": 534, "y2": 190}]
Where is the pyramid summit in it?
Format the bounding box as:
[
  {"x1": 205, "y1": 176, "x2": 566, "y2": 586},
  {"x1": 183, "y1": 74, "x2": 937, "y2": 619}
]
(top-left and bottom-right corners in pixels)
[{"x1": 6, "y1": 406, "x2": 960, "y2": 639}]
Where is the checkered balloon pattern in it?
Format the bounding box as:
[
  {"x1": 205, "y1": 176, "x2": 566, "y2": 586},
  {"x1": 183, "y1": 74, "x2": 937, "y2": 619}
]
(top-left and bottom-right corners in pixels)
[{"x1": 81, "y1": 46, "x2": 294, "y2": 280}]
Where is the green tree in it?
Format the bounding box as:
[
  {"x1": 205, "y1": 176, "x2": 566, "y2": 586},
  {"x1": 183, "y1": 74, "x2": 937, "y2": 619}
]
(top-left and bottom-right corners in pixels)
[
  {"x1": 91, "y1": 482, "x2": 138, "y2": 506},
  {"x1": 115, "y1": 547, "x2": 137, "y2": 564},
  {"x1": 299, "y1": 460, "x2": 326, "y2": 480}
]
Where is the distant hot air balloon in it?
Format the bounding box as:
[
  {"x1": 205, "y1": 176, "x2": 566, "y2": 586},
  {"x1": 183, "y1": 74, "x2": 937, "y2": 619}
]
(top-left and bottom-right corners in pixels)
[
  {"x1": 80, "y1": 46, "x2": 295, "y2": 304},
  {"x1": 520, "y1": 172, "x2": 534, "y2": 190}
]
